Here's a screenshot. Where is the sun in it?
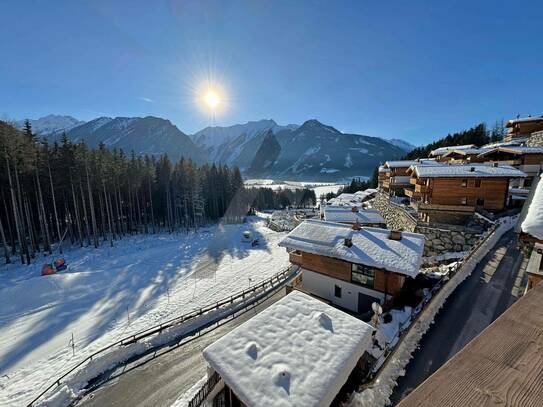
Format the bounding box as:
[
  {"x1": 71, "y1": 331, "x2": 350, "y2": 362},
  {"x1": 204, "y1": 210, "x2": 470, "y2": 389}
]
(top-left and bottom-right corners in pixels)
[{"x1": 204, "y1": 89, "x2": 220, "y2": 110}]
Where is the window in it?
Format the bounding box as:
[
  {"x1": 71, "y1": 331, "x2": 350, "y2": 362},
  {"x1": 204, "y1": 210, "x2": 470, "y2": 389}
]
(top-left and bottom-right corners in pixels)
[
  {"x1": 334, "y1": 285, "x2": 342, "y2": 298},
  {"x1": 461, "y1": 179, "x2": 468, "y2": 187},
  {"x1": 476, "y1": 198, "x2": 484, "y2": 206},
  {"x1": 352, "y1": 264, "x2": 375, "y2": 288},
  {"x1": 475, "y1": 179, "x2": 482, "y2": 188},
  {"x1": 461, "y1": 197, "x2": 468, "y2": 205}
]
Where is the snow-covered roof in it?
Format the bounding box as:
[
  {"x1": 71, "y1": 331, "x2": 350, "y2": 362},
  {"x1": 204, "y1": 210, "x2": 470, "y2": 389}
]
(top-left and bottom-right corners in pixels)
[
  {"x1": 323, "y1": 206, "x2": 385, "y2": 225},
  {"x1": 477, "y1": 146, "x2": 543, "y2": 157},
  {"x1": 384, "y1": 160, "x2": 440, "y2": 169},
  {"x1": 521, "y1": 174, "x2": 543, "y2": 240},
  {"x1": 279, "y1": 220, "x2": 425, "y2": 277},
  {"x1": 413, "y1": 164, "x2": 526, "y2": 178},
  {"x1": 506, "y1": 116, "x2": 543, "y2": 126},
  {"x1": 429, "y1": 144, "x2": 476, "y2": 156},
  {"x1": 442, "y1": 147, "x2": 488, "y2": 156},
  {"x1": 202, "y1": 291, "x2": 374, "y2": 407}
]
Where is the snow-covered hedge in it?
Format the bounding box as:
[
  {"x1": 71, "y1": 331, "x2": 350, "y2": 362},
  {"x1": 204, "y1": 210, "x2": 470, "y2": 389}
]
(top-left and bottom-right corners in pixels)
[{"x1": 349, "y1": 216, "x2": 517, "y2": 407}]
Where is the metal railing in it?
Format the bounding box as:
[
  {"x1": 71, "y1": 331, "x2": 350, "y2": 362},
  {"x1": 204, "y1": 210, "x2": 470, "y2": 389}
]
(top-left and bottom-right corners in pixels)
[
  {"x1": 188, "y1": 371, "x2": 221, "y2": 407},
  {"x1": 366, "y1": 219, "x2": 503, "y2": 380},
  {"x1": 28, "y1": 266, "x2": 297, "y2": 406}
]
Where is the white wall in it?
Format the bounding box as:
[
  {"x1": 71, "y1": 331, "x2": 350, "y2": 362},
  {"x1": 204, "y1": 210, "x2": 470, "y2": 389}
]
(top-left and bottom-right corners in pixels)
[{"x1": 300, "y1": 269, "x2": 384, "y2": 313}]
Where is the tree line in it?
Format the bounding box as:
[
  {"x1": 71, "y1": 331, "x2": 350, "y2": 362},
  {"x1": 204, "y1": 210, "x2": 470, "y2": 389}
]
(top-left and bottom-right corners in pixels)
[{"x1": 0, "y1": 120, "x2": 250, "y2": 265}]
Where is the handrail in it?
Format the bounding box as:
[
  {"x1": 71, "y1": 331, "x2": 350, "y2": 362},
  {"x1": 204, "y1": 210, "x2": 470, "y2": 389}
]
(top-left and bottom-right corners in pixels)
[
  {"x1": 187, "y1": 371, "x2": 221, "y2": 407},
  {"x1": 27, "y1": 265, "x2": 295, "y2": 406}
]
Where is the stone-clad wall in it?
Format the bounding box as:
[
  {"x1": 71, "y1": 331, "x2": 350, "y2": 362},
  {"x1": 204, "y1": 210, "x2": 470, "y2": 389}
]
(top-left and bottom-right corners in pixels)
[
  {"x1": 373, "y1": 192, "x2": 482, "y2": 257},
  {"x1": 372, "y1": 193, "x2": 417, "y2": 232}
]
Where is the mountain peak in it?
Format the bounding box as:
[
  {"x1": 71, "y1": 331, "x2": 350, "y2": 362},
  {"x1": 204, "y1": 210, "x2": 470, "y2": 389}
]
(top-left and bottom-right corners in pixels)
[
  {"x1": 16, "y1": 114, "x2": 84, "y2": 135},
  {"x1": 299, "y1": 119, "x2": 339, "y2": 133}
]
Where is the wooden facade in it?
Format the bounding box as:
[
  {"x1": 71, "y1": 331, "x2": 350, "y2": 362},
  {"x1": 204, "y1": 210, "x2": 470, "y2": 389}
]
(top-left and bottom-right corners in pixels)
[
  {"x1": 505, "y1": 117, "x2": 543, "y2": 141},
  {"x1": 291, "y1": 250, "x2": 405, "y2": 296}
]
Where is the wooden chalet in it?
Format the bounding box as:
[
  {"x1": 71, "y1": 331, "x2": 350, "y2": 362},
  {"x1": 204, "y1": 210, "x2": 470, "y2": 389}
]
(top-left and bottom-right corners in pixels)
[
  {"x1": 201, "y1": 291, "x2": 375, "y2": 407},
  {"x1": 405, "y1": 163, "x2": 526, "y2": 224},
  {"x1": 504, "y1": 115, "x2": 543, "y2": 141},
  {"x1": 438, "y1": 147, "x2": 487, "y2": 164},
  {"x1": 429, "y1": 144, "x2": 476, "y2": 161},
  {"x1": 379, "y1": 160, "x2": 439, "y2": 196},
  {"x1": 279, "y1": 220, "x2": 425, "y2": 313},
  {"x1": 477, "y1": 146, "x2": 543, "y2": 189}
]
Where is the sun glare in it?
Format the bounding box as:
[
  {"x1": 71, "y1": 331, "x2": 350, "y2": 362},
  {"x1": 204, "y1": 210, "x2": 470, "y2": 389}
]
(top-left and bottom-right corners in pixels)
[{"x1": 205, "y1": 89, "x2": 220, "y2": 110}]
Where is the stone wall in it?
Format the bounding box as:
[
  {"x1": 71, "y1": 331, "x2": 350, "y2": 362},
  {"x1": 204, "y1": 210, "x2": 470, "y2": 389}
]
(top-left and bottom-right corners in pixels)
[
  {"x1": 372, "y1": 193, "x2": 417, "y2": 232},
  {"x1": 372, "y1": 192, "x2": 483, "y2": 257},
  {"x1": 527, "y1": 131, "x2": 543, "y2": 147}
]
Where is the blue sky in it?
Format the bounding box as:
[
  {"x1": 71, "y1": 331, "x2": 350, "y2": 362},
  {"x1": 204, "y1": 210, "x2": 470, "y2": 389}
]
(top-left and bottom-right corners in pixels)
[{"x1": 1, "y1": 0, "x2": 542, "y2": 144}]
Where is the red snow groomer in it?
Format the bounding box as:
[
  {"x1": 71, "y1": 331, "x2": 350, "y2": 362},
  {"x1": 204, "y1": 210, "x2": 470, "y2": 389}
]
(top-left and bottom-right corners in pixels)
[{"x1": 41, "y1": 258, "x2": 67, "y2": 276}]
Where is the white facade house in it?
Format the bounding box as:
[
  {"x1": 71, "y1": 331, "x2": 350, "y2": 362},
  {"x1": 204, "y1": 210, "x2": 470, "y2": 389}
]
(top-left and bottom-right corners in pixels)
[
  {"x1": 279, "y1": 220, "x2": 425, "y2": 313},
  {"x1": 202, "y1": 291, "x2": 375, "y2": 407}
]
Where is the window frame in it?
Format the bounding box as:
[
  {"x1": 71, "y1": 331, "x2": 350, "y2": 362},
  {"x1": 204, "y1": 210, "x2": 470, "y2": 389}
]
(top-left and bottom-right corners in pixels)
[
  {"x1": 475, "y1": 179, "x2": 482, "y2": 188},
  {"x1": 351, "y1": 264, "x2": 375, "y2": 288},
  {"x1": 334, "y1": 284, "x2": 342, "y2": 298}
]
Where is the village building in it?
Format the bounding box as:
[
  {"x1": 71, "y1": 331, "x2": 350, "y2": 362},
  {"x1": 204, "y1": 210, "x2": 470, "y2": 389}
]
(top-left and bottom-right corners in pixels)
[
  {"x1": 201, "y1": 291, "x2": 375, "y2": 407},
  {"x1": 477, "y1": 146, "x2": 543, "y2": 189},
  {"x1": 379, "y1": 159, "x2": 440, "y2": 196},
  {"x1": 525, "y1": 243, "x2": 543, "y2": 292},
  {"x1": 504, "y1": 115, "x2": 543, "y2": 141},
  {"x1": 516, "y1": 173, "x2": 543, "y2": 247},
  {"x1": 326, "y1": 189, "x2": 378, "y2": 206},
  {"x1": 322, "y1": 205, "x2": 386, "y2": 228},
  {"x1": 397, "y1": 282, "x2": 543, "y2": 407},
  {"x1": 278, "y1": 220, "x2": 425, "y2": 313},
  {"x1": 438, "y1": 147, "x2": 487, "y2": 164},
  {"x1": 404, "y1": 163, "x2": 526, "y2": 224},
  {"x1": 428, "y1": 144, "x2": 476, "y2": 161}
]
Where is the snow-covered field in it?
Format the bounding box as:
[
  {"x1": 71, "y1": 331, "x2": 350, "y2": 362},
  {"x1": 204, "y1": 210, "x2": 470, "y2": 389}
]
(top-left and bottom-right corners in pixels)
[
  {"x1": 244, "y1": 179, "x2": 345, "y2": 198},
  {"x1": 0, "y1": 216, "x2": 289, "y2": 406}
]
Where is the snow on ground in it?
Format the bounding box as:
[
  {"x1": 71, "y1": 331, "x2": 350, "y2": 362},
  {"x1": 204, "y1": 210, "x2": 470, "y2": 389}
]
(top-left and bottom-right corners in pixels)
[
  {"x1": 0, "y1": 216, "x2": 289, "y2": 406},
  {"x1": 244, "y1": 179, "x2": 345, "y2": 198}
]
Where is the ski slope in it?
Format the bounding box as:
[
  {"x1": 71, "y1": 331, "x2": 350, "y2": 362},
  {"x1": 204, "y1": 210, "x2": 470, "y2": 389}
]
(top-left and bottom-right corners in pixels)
[{"x1": 0, "y1": 216, "x2": 289, "y2": 406}]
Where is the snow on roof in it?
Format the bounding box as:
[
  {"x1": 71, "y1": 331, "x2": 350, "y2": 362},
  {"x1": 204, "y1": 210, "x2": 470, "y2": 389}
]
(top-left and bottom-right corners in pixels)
[
  {"x1": 429, "y1": 144, "x2": 476, "y2": 156},
  {"x1": 323, "y1": 206, "x2": 385, "y2": 224},
  {"x1": 279, "y1": 220, "x2": 425, "y2": 277},
  {"x1": 385, "y1": 159, "x2": 441, "y2": 168},
  {"x1": 521, "y1": 174, "x2": 543, "y2": 240},
  {"x1": 507, "y1": 116, "x2": 543, "y2": 126},
  {"x1": 442, "y1": 147, "x2": 489, "y2": 156},
  {"x1": 413, "y1": 164, "x2": 526, "y2": 178},
  {"x1": 202, "y1": 291, "x2": 374, "y2": 407},
  {"x1": 478, "y1": 146, "x2": 543, "y2": 157}
]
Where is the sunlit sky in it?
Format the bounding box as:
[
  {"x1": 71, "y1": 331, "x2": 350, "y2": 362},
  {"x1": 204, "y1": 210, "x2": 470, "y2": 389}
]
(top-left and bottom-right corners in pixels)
[{"x1": 1, "y1": 0, "x2": 542, "y2": 144}]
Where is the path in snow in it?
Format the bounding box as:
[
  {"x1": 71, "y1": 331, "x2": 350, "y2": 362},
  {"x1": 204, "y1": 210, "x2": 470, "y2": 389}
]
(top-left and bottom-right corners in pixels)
[{"x1": 0, "y1": 216, "x2": 289, "y2": 406}]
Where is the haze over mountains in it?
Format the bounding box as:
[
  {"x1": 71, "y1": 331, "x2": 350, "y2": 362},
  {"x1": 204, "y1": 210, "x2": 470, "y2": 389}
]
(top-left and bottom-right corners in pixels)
[{"x1": 15, "y1": 114, "x2": 414, "y2": 180}]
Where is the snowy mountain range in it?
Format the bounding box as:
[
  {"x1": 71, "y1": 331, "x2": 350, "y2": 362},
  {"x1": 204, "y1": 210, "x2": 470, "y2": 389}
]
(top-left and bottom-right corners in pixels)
[
  {"x1": 21, "y1": 114, "x2": 412, "y2": 180},
  {"x1": 15, "y1": 114, "x2": 84, "y2": 135}
]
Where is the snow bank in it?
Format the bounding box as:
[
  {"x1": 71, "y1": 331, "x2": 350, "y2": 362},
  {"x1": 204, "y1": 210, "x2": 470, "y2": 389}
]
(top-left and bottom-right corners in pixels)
[
  {"x1": 521, "y1": 174, "x2": 543, "y2": 240},
  {"x1": 349, "y1": 216, "x2": 517, "y2": 407}
]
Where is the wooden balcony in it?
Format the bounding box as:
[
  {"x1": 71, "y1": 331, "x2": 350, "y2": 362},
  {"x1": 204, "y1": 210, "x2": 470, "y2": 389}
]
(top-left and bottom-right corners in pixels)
[
  {"x1": 415, "y1": 184, "x2": 430, "y2": 193},
  {"x1": 404, "y1": 188, "x2": 419, "y2": 198},
  {"x1": 416, "y1": 202, "x2": 475, "y2": 213},
  {"x1": 289, "y1": 251, "x2": 302, "y2": 265}
]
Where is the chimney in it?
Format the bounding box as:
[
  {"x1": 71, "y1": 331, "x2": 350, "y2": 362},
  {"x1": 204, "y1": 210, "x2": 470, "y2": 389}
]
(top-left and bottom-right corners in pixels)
[
  {"x1": 470, "y1": 167, "x2": 475, "y2": 172},
  {"x1": 344, "y1": 237, "x2": 353, "y2": 247},
  {"x1": 352, "y1": 221, "x2": 361, "y2": 231},
  {"x1": 351, "y1": 206, "x2": 359, "y2": 213},
  {"x1": 389, "y1": 230, "x2": 402, "y2": 241}
]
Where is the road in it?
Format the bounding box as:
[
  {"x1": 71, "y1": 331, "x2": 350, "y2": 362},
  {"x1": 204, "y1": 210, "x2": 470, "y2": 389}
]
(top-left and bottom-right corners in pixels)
[
  {"x1": 390, "y1": 230, "x2": 527, "y2": 405},
  {"x1": 78, "y1": 287, "x2": 288, "y2": 407}
]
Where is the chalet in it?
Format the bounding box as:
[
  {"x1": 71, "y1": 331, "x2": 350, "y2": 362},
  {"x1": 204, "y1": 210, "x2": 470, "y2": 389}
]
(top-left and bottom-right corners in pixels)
[
  {"x1": 379, "y1": 159, "x2": 440, "y2": 196},
  {"x1": 278, "y1": 220, "x2": 425, "y2": 313},
  {"x1": 405, "y1": 163, "x2": 526, "y2": 224},
  {"x1": 398, "y1": 283, "x2": 543, "y2": 407},
  {"x1": 504, "y1": 115, "x2": 543, "y2": 141},
  {"x1": 429, "y1": 144, "x2": 476, "y2": 161},
  {"x1": 517, "y1": 173, "x2": 543, "y2": 246},
  {"x1": 322, "y1": 205, "x2": 386, "y2": 228},
  {"x1": 438, "y1": 147, "x2": 487, "y2": 164},
  {"x1": 201, "y1": 291, "x2": 375, "y2": 407},
  {"x1": 525, "y1": 243, "x2": 543, "y2": 292},
  {"x1": 327, "y1": 189, "x2": 378, "y2": 206},
  {"x1": 477, "y1": 146, "x2": 543, "y2": 188}
]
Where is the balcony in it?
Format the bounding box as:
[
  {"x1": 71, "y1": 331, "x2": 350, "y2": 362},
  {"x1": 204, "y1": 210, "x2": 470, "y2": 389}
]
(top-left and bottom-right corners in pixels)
[{"x1": 404, "y1": 188, "x2": 419, "y2": 198}]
